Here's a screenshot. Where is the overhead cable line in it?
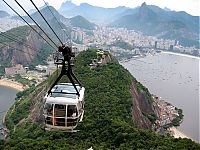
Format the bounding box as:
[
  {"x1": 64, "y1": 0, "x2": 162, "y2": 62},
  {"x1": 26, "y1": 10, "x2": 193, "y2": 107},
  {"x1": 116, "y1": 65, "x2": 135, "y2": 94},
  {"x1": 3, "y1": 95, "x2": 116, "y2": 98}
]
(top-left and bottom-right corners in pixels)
[
  {"x1": 0, "y1": 33, "x2": 54, "y2": 61},
  {"x1": 0, "y1": 33, "x2": 34, "y2": 58},
  {"x1": 0, "y1": 29, "x2": 55, "y2": 58},
  {"x1": 42, "y1": 0, "x2": 71, "y2": 42},
  {"x1": 0, "y1": 30, "x2": 54, "y2": 59},
  {"x1": 30, "y1": 0, "x2": 64, "y2": 46},
  {"x1": 13, "y1": 0, "x2": 59, "y2": 48},
  {"x1": 0, "y1": 26, "x2": 30, "y2": 38},
  {"x1": 0, "y1": 32, "x2": 30, "y2": 48},
  {"x1": 0, "y1": 30, "x2": 35, "y2": 50},
  {"x1": 2, "y1": 0, "x2": 56, "y2": 50},
  {"x1": 0, "y1": 26, "x2": 47, "y2": 51},
  {"x1": 0, "y1": 41, "x2": 35, "y2": 57},
  {"x1": 0, "y1": 38, "x2": 51, "y2": 62}
]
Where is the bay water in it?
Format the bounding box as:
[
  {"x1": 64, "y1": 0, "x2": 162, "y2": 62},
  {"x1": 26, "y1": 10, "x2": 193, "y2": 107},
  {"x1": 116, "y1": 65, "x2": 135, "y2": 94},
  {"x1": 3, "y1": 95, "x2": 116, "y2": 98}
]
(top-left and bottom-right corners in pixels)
[{"x1": 121, "y1": 52, "x2": 199, "y2": 142}]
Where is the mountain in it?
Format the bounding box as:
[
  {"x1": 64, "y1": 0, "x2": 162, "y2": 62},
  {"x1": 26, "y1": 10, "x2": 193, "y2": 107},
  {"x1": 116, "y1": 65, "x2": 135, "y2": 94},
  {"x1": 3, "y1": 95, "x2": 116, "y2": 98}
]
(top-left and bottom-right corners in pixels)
[
  {"x1": 0, "y1": 10, "x2": 10, "y2": 18},
  {"x1": 58, "y1": 1, "x2": 129, "y2": 23},
  {"x1": 12, "y1": 5, "x2": 72, "y2": 29},
  {"x1": 13, "y1": 5, "x2": 95, "y2": 46},
  {"x1": 28, "y1": 3, "x2": 50, "y2": 15},
  {"x1": 164, "y1": 7, "x2": 171, "y2": 11},
  {"x1": 1, "y1": 49, "x2": 200, "y2": 149},
  {"x1": 14, "y1": 5, "x2": 95, "y2": 31},
  {"x1": 32, "y1": 6, "x2": 96, "y2": 31},
  {"x1": 30, "y1": 6, "x2": 69, "y2": 25},
  {"x1": 59, "y1": 0, "x2": 77, "y2": 12},
  {"x1": 0, "y1": 25, "x2": 53, "y2": 74},
  {"x1": 30, "y1": 5, "x2": 96, "y2": 30},
  {"x1": 0, "y1": 26, "x2": 41, "y2": 65},
  {"x1": 69, "y1": 15, "x2": 96, "y2": 30},
  {"x1": 111, "y1": 2, "x2": 199, "y2": 47}
]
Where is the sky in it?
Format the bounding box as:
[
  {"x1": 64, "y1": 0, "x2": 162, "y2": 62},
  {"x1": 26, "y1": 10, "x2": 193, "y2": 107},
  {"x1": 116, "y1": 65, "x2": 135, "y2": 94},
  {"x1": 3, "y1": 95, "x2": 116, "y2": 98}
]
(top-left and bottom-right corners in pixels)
[{"x1": 0, "y1": 0, "x2": 199, "y2": 16}]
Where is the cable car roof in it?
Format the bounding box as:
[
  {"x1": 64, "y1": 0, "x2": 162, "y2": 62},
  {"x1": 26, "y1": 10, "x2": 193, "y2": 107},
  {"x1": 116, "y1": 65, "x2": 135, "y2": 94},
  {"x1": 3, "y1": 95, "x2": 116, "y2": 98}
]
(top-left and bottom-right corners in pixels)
[
  {"x1": 45, "y1": 96, "x2": 78, "y2": 105},
  {"x1": 45, "y1": 83, "x2": 85, "y2": 105}
]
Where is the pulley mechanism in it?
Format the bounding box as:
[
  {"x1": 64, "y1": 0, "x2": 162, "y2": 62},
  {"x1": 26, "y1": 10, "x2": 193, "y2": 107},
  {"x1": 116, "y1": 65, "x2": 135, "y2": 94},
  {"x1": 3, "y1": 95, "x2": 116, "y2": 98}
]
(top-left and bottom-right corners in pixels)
[{"x1": 48, "y1": 45, "x2": 82, "y2": 96}]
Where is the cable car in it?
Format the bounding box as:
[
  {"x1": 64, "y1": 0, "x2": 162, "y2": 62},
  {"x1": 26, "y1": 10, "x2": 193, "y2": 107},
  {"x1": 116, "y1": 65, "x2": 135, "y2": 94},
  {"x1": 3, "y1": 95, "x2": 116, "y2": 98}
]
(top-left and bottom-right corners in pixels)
[
  {"x1": 43, "y1": 83, "x2": 85, "y2": 131},
  {"x1": 43, "y1": 45, "x2": 85, "y2": 132}
]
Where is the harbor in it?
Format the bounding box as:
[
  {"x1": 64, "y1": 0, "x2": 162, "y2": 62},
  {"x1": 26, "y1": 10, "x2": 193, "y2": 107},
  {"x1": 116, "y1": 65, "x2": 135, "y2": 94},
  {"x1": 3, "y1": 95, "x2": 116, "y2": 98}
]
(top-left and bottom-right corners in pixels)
[{"x1": 121, "y1": 51, "x2": 199, "y2": 142}]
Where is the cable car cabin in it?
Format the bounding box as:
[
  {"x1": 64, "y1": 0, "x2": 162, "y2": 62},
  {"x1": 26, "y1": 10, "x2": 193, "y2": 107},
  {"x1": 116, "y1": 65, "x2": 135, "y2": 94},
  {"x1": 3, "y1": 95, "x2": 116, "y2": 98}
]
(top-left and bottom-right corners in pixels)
[{"x1": 43, "y1": 83, "x2": 85, "y2": 132}]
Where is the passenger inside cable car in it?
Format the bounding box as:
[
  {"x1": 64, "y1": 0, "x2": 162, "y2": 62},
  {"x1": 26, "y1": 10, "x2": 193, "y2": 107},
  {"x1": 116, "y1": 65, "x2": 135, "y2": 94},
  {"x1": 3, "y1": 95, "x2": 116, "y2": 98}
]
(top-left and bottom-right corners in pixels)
[{"x1": 43, "y1": 83, "x2": 85, "y2": 131}]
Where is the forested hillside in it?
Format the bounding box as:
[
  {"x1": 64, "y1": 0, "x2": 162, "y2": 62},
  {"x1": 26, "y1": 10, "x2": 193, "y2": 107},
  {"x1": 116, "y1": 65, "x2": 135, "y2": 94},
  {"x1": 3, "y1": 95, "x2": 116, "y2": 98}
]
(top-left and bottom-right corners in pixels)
[
  {"x1": 0, "y1": 50, "x2": 199, "y2": 149},
  {"x1": 0, "y1": 25, "x2": 54, "y2": 74}
]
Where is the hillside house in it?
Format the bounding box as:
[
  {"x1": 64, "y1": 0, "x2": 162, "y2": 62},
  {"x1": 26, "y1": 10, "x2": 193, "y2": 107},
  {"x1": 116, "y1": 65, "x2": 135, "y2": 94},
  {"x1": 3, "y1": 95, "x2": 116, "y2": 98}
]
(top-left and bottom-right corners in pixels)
[{"x1": 5, "y1": 64, "x2": 26, "y2": 76}]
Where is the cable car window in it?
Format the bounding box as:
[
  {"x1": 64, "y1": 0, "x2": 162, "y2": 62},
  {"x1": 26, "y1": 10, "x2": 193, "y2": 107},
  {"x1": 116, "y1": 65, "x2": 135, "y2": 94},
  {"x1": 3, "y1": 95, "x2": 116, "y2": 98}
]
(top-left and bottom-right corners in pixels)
[
  {"x1": 67, "y1": 105, "x2": 78, "y2": 117},
  {"x1": 50, "y1": 84, "x2": 80, "y2": 99},
  {"x1": 44, "y1": 103, "x2": 53, "y2": 116},
  {"x1": 51, "y1": 93, "x2": 77, "y2": 99},
  {"x1": 54, "y1": 104, "x2": 66, "y2": 117}
]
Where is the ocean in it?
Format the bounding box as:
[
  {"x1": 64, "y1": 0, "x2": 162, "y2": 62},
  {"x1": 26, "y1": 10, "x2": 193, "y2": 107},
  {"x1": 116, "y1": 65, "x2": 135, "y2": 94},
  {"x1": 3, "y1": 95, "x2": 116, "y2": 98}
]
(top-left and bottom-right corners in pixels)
[
  {"x1": 121, "y1": 52, "x2": 200, "y2": 142},
  {"x1": 0, "y1": 86, "x2": 18, "y2": 126}
]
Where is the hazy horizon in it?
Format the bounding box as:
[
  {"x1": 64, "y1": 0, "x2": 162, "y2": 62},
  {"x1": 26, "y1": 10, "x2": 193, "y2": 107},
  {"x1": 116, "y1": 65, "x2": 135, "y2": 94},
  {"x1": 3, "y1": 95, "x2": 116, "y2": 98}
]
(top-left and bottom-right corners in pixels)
[{"x1": 0, "y1": 0, "x2": 199, "y2": 16}]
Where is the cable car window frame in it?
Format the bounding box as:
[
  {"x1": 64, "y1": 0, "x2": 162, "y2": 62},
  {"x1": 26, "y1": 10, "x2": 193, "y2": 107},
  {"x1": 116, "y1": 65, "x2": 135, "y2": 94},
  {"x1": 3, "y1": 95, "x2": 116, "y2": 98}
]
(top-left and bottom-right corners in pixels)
[
  {"x1": 44, "y1": 103, "x2": 53, "y2": 116},
  {"x1": 67, "y1": 105, "x2": 78, "y2": 118},
  {"x1": 54, "y1": 104, "x2": 66, "y2": 117}
]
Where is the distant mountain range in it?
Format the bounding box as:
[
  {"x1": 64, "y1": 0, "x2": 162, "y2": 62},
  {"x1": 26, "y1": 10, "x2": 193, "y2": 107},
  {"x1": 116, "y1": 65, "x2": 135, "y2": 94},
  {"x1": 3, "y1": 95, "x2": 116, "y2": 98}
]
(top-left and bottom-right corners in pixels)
[
  {"x1": 58, "y1": 1, "x2": 199, "y2": 47},
  {"x1": 58, "y1": 1, "x2": 128, "y2": 23},
  {"x1": 12, "y1": 5, "x2": 95, "y2": 31},
  {"x1": 111, "y1": 2, "x2": 199, "y2": 47},
  {"x1": 34, "y1": 6, "x2": 96, "y2": 30},
  {"x1": 4, "y1": 1, "x2": 199, "y2": 48},
  {"x1": 0, "y1": 10, "x2": 10, "y2": 18}
]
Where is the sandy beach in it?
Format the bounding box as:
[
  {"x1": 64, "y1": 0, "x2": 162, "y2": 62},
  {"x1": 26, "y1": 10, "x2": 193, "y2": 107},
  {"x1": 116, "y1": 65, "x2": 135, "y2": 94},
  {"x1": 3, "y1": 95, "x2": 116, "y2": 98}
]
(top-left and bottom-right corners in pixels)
[
  {"x1": 0, "y1": 79, "x2": 25, "y2": 91},
  {"x1": 169, "y1": 127, "x2": 193, "y2": 140},
  {"x1": 162, "y1": 51, "x2": 200, "y2": 60}
]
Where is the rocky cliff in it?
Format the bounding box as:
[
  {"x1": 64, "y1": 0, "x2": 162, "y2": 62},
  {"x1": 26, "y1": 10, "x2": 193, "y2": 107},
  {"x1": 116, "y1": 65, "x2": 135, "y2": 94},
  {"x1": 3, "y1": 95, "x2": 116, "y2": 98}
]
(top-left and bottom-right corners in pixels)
[{"x1": 0, "y1": 26, "x2": 46, "y2": 66}]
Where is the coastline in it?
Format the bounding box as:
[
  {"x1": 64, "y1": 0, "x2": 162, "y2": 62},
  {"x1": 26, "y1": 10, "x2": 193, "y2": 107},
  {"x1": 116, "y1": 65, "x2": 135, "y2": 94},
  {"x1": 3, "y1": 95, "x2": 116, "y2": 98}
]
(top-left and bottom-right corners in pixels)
[
  {"x1": 161, "y1": 51, "x2": 200, "y2": 60},
  {"x1": 0, "y1": 79, "x2": 24, "y2": 139},
  {"x1": 155, "y1": 51, "x2": 199, "y2": 142},
  {"x1": 169, "y1": 127, "x2": 194, "y2": 140},
  {"x1": 0, "y1": 79, "x2": 25, "y2": 91}
]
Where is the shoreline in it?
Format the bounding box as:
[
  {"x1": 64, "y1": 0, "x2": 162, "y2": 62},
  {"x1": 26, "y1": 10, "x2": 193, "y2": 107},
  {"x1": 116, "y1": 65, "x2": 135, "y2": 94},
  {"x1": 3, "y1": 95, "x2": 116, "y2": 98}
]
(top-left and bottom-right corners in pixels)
[
  {"x1": 0, "y1": 79, "x2": 25, "y2": 91},
  {"x1": 169, "y1": 127, "x2": 194, "y2": 141},
  {"x1": 161, "y1": 51, "x2": 200, "y2": 60}
]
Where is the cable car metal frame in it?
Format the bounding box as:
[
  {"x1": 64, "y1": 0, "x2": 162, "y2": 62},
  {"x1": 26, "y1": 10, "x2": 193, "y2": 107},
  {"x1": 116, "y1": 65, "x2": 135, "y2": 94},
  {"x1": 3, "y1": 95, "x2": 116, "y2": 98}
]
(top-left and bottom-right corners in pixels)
[{"x1": 43, "y1": 45, "x2": 84, "y2": 132}]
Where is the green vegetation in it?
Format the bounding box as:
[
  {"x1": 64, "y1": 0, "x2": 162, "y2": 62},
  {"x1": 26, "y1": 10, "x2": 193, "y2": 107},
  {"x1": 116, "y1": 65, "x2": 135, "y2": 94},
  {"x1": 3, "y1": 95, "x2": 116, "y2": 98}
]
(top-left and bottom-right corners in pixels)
[
  {"x1": 136, "y1": 81, "x2": 153, "y2": 104},
  {"x1": 13, "y1": 74, "x2": 30, "y2": 86},
  {"x1": 115, "y1": 52, "x2": 134, "y2": 61},
  {"x1": 0, "y1": 26, "x2": 31, "y2": 44},
  {"x1": 5, "y1": 86, "x2": 36, "y2": 130},
  {"x1": 179, "y1": 38, "x2": 200, "y2": 49},
  {"x1": 171, "y1": 109, "x2": 184, "y2": 127},
  {"x1": 145, "y1": 112, "x2": 157, "y2": 123},
  {"x1": 28, "y1": 43, "x2": 53, "y2": 70},
  {"x1": 0, "y1": 25, "x2": 54, "y2": 75},
  {"x1": 0, "y1": 140, "x2": 3, "y2": 149},
  {"x1": 70, "y1": 15, "x2": 95, "y2": 30},
  {"x1": 0, "y1": 58, "x2": 11, "y2": 76},
  {"x1": 1, "y1": 50, "x2": 199, "y2": 149},
  {"x1": 110, "y1": 40, "x2": 133, "y2": 50}
]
